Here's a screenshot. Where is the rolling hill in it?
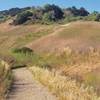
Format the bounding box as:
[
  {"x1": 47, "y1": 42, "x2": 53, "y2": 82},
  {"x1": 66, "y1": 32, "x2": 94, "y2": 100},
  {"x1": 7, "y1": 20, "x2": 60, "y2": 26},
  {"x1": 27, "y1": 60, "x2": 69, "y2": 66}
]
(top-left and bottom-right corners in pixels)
[
  {"x1": 27, "y1": 21, "x2": 100, "y2": 53},
  {"x1": 0, "y1": 20, "x2": 57, "y2": 54}
]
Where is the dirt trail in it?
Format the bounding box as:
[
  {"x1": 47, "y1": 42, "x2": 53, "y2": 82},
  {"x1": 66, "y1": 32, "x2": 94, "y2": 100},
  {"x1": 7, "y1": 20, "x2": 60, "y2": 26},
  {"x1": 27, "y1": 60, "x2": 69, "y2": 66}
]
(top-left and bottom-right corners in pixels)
[
  {"x1": 27, "y1": 24, "x2": 67, "y2": 48},
  {"x1": 6, "y1": 68, "x2": 57, "y2": 100}
]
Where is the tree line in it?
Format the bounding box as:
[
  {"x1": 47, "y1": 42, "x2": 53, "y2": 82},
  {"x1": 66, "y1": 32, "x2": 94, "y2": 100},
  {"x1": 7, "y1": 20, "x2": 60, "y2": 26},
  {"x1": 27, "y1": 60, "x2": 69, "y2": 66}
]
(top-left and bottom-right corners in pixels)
[{"x1": 0, "y1": 4, "x2": 100, "y2": 25}]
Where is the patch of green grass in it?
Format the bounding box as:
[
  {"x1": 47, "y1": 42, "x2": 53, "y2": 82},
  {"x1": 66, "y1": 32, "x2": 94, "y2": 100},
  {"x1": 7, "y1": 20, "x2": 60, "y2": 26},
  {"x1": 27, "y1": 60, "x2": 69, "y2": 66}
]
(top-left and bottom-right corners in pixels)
[
  {"x1": 11, "y1": 49, "x2": 97, "y2": 68},
  {"x1": 15, "y1": 32, "x2": 50, "y2": 47},
  {"x1": 11, "y1": 48, "x2": 100, "y2": 96},
  {"x1": 11, "y1": 47, "x2": 100, "y2": 71},
  {"x1": 11, "y1": 51, "x2": 40, "y2": 66}
]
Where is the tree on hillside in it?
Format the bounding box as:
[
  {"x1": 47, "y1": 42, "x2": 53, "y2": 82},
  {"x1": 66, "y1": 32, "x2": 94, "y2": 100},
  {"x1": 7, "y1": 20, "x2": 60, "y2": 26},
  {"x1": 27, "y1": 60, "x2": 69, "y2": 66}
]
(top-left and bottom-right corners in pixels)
[
  {"x1": 44, "y1": 4, "x2": 53, "y2": 11},
  {"x1": 42, "y1": 11, "x2": 55, "y2": 23},
  {"x1": 44, "y1": 4, "x2": 64, "y2": 20},
  {"x1": 8, "y1": 8, "x2": 22, "y2": 16},
  {"x1": 13, "y1": 11, "x2": 33, "y2": 25},
  {"x1": 71, "y1": 6, "x2": 79, "y2": 16},
  {"x1": 64, "y1": 6, "x2": 89, "y2": 17},
  {"x1": 79, "y1": 7, "x2": 89, "y2": 16},
  {"x1": 32, "y1": 7, "x2": 44, "y2": 20}
]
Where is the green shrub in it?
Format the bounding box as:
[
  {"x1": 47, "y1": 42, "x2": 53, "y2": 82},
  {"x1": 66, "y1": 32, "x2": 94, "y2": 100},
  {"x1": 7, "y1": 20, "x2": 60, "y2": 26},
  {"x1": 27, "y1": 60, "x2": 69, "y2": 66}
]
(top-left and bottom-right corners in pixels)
[
  {"x1": 13, "y1": 11, "x2": 33, "y2": 25},
  {"x1": 44, "y1": 4, "x2": 64, "y2": 20},
  {"x1": 13, "y1": 47, "x2": 33, "y2": 54}
]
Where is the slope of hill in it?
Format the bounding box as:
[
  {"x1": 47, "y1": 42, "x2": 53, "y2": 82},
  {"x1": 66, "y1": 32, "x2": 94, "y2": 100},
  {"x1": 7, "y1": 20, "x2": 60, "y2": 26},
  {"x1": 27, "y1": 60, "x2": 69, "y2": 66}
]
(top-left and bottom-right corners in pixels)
[
  {"x1": 0, "y1": 20, "x2": 57, "y2": 54},
  {"x1": 27, "y1": 21, "x2": 100, "y2": 53}
]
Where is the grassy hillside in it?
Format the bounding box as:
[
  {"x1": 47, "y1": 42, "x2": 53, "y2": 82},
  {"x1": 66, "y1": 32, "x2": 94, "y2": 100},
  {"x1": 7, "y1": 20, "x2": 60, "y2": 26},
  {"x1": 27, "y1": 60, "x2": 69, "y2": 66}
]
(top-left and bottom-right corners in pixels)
[
  {"x1": 27, "y1": 21, "x2": 100, "y2": 53},
  {"x1": 0, "y1": 20, "x2": 57, "y2": 54},
  {"x1": 11, "y1": 47, "x2": 100, "y2": 95},
  {"x1": 0, "y1": 20, "x2": 100, "y2": 99}
]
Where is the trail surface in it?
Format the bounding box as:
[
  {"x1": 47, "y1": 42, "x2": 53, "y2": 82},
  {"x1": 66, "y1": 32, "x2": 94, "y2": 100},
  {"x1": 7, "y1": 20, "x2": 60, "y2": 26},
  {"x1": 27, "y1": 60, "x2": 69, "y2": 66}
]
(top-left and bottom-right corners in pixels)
[{"x1": 6, "y1": 68, "x2": 57, "y2": 100}]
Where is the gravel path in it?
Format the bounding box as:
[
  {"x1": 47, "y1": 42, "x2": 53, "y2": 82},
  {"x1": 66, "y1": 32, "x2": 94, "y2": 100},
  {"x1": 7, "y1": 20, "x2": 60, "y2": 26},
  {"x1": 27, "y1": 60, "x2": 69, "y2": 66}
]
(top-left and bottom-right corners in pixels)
[{"x1": 6, "y1": 68, "x2": 57, "y2": 100}]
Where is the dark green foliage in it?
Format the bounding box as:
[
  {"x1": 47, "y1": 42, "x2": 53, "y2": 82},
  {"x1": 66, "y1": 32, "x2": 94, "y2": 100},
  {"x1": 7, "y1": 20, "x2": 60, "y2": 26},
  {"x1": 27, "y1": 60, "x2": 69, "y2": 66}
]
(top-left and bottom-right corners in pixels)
[
  {"x1": 8, "y1": 4, "x2": 100, "y2": 25},
  {"x1": 42, "y1": 12, "x2": 55, "y2": 24},
  {"x1": 31, "y1": 7, "x2": 44, "y2": 22},
  {"x1": 44, "y1": 4, "x2": 64, "y2": 20},
  {"x1": 0, "y1": 8, "x2": 22, "y2": 17},
  {"x1": 13, "y1": 47, "x2": 33, "y2": 54},
  {"x1": 8, "y1": 8, "x2": 22, "y2": 16},
  {"x1": 12, "y1": 4, "x2": 64, "y2": 25},
  {"x1": 11, "y1": 63, "x2": 26, "y2": 69},
  {"x1": 0, "y1": 7, "x2": 31, "y2": 17},
  {"x1": 79, "y1": 7, "x2": 89, "y2": 16},
  {"x1": 1, "y1": 4, "x2": 100, "y2": 25},
  {"x1": 22, "y1": 7, "x2": 31, "y2": 11},
  {"x1": 13, "y1": 11, "x2": 33, "y2": 25},
  {"x1": 70, "y1": 6, "x2": 80, "y2": 16},
  {"x1": 65, "y1": 6, "x2": 89, "y2": 17},
  {"x1": 31, "y1": 4, "x2": 64, "y2": 23},
  {"x1": 0, "y1": 10, "x2": 9, "y2": 16}
]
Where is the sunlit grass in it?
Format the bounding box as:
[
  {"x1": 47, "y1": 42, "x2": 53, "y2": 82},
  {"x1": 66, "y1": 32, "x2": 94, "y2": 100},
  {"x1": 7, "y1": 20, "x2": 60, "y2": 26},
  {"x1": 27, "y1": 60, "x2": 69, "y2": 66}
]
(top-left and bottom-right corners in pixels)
[
  {"x1": 0, "y1": 63, "x2": 12, "y2": 100},
  {"x1": 30, "y1": 66, "x2": 100, "y2": 100}
]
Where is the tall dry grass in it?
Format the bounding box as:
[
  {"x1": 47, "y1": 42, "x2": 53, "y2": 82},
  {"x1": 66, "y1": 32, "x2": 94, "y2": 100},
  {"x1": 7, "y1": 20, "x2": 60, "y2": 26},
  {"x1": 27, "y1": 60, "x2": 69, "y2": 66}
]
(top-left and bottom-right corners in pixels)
[
  {"x1": 0, "y1": 63, "x2": 12, "y2": 100},
  {"x1": 30, "y1": 66, "x2": 100, "y2": 100}
]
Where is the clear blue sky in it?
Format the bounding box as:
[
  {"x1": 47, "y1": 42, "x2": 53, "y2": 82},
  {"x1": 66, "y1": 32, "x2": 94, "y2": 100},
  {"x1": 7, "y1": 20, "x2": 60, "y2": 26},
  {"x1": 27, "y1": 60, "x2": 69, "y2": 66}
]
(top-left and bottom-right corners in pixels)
[{"x1": 0, "y1": 0, "x2": 100, "y2": 12}]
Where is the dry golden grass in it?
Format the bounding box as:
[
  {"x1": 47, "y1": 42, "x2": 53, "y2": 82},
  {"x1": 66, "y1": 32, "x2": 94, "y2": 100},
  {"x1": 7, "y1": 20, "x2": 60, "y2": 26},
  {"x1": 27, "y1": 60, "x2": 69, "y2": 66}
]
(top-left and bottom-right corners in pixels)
[
  {"x1": 0, "y1": 62, "x2": 12, "y2": 100},
  {"x1": 61, "y1": 48, "x2": 100, "y2": 75},
  {"x1": 30, "y1": 66, "x2": 100, "y2": 100},
  {"x1": 28, "y1": 21, "x2": 100, "y2": 53},
  {"x1": 28, "y1": 48, "x2": 100, "y2": 100}
]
